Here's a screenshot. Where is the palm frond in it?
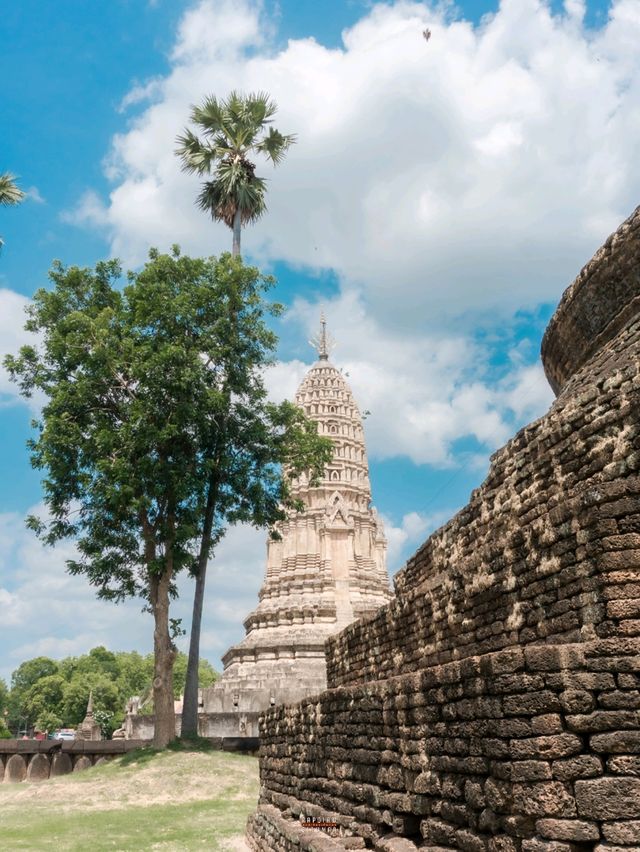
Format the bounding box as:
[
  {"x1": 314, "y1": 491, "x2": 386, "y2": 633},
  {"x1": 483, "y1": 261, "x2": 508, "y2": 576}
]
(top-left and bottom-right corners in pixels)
[
  {"x1": 191, "y1": 95, "x2": 225, "y2": 135},
  {"x1": 246, "y1": 92, "x2": 277, "y2": 123},
  {"x1": 256, "y1": 128, "x2": 297, "y2": 165},
  {"x1": 196, "y1": 180, "x2": 237, "y2": 228},
  {"x1": 0, "y1": 173, "x2": 26, "y2": 206},
  {"x1": 175, "y1": 130, "x2": 223, "y2": 174},
  {"x1": 236, "y1": 178, "x2": 267, "y2": 224}
]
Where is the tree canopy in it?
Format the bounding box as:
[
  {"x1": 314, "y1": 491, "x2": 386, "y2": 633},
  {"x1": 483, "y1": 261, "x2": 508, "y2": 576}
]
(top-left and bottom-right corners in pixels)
[
  {"x1": 5, "y1": 248, "x2": 331, "y2": 746},
  {"x1": 3, "y1": 647, "x2": 218, "y2": 737},
  {"x1": 176, "y1": 91, "x2": 295, "y2": 256}
]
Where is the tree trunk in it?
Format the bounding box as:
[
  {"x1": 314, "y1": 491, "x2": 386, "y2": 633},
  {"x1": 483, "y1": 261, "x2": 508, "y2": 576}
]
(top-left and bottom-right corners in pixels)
[
  {"x1": 181, "y1": 478, "x2": 219, "y2": 737},
  {"x1": 232, "y1": 208, "x2": 241, "y2": 257},
  {"x1": 181, "y1": 563, "x2": 207, "y2": 737},
  {"x1": 150, "y1": 570, "x2": 177, "y2": 748}
]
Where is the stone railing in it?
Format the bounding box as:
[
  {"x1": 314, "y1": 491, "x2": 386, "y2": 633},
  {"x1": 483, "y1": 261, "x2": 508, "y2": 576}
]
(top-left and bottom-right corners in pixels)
[
  {"x1": 0, "y1": 739, "x2": 147, "y2": 782},
  {"x1": 0, "y1": 736, "x2": 259, "y2": 783}
]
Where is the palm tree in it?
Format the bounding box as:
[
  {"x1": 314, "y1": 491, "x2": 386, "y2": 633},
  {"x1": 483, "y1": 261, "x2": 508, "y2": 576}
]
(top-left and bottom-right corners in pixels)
[
  {"x1": 0, "y1": 173, "x2": 25, "y2": 207},
  {"x1": 176, "y1": 91, "x2": 295, "y2": 256},
  {"x1": 0, "y1": 173, "x2": 25, "y2": 252}
]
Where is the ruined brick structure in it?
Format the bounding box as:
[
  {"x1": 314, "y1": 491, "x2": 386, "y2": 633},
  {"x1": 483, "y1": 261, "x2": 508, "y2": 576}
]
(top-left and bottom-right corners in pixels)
[{"x1": 247, "y1": 207, "x2": 640, "y2": 851}]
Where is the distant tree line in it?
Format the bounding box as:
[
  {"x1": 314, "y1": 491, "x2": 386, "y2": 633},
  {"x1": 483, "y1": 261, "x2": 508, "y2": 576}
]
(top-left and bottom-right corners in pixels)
[{"x1": 0, "y1": 646, "x2": 218, "y2": 738}]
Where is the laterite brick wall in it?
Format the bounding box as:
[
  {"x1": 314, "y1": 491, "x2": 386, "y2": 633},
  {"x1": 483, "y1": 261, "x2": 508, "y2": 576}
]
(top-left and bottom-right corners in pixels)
[{"x1": 247, "y1": 208, "x2": 640, "y2": 852}]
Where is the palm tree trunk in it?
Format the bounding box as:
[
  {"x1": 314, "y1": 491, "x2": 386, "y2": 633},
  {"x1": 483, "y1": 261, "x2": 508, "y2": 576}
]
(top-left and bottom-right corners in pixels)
[{"x1": 232, "y1": 208, "x2": 241, "y2": 257}]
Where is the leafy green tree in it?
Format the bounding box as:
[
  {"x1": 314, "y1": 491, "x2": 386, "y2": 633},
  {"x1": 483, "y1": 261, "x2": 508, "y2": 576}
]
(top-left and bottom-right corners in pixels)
[
  {"x1": 11, "y1": 657, "x2": 58, "y2": 695},
  {"x1": 34, "y1": 710, "x2": 63, "y2": 735},
  {"x1": 0, "y1": 679, "x2": 10, "y2": 737},
  {"x1": 62, "y1": 675, "x2": 120, "y2": 725},
  {"x1": 173, "y1": 655, "x2": 217, "y2": 696},
  {"x1": 9, "y1": 657, "x2": 59, "y2": 731},
  {"x1": 113, "y1": 651, "x2": 155, "y2": 701},
  {"x1": 23, "y1": 675, "x2": 65, "y2": 726},
  {"x1": 176, "y1": 91, "x2": 295, "y2": 256},
  {"x1": 5, "y1": 250, "x2": 330, "y2": 746},
  {"x1": 0, "y1": 678, "x2": 8, "y2": 716},
  {"x1": 5, "y1": 648, "x2": 219, "y2": 735}
]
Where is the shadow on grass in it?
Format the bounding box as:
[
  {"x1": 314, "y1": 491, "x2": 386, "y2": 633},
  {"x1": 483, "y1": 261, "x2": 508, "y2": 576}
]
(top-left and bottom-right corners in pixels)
[{"x1": 168, "y1": 735, "x2": 215, "y2": 752}]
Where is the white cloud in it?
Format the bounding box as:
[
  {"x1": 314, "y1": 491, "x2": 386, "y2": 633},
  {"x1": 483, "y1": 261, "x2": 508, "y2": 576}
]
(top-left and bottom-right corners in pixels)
[
  {"x1": 381, "y1": 508, "x2": 453, "y2": 572},
  {"x1": 118, "y1": 77, "x2": 165, "y2": 113},
  {"x1": 272, "y1": 290, "x2": 553, "y2": 466},
  {"x1": 501, "y1": 361, "x2": 554, "y2": 422},
  {"x1": 0, "y1": 503, "x2": 267, "y2": 686},
  {"x1": 62, "y1": 0, "x2": 640, "y2": 327},
  {"x1": 55, "y1": 0, "x2": 626, "y2": 467},
  {"x1": 60, "y1": 189, "x2": 110, "y2": 230},
  {"x1": 25, "y1": 186, "x2": 45, "y2": 204}
]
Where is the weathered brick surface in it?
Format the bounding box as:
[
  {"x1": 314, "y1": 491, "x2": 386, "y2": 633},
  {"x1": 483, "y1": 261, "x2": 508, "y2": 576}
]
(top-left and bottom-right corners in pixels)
[{"x1": 246, "y1": 211, "x2": 640, "y2": 851}]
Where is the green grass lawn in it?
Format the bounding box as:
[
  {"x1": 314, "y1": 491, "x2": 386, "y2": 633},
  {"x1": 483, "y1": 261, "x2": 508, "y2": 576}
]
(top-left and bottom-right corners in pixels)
[{"x1": 0, "y1": 748, "x2": 259, "y2": 851}]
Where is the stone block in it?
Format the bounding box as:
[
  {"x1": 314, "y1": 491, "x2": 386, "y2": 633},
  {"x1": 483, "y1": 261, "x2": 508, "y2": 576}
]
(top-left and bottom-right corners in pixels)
[
  {"x1": 559, "y1": 690, "x2": 595, "y2": 714},
  {"x1": 50, "y1": 753, "x2": 72, "y2": 776},
  {"x1": 510, "y1": 735, "x2": 583, "y2": 760},
  {"x1": 73, "y1": 756, "x2": 92, "y2": 772},
  {"x1": 591, "y1": 731, "x2": 640, "y2": 753},
  {"x1": 593, "y1": 846, "x2": 638, "y2": 852},
  {"x1": 575, "y1": 776, "x2": 640, "y2": 819},
  {"x1": 5, "y1": 754, "x2": 27, "y2": 783},
  {"x1": 531, "y1": 715, "x2": 564, "y2": 736},
  {"x1": 504, "y1": 693, "x2": 561, "y2": 716},
  {"x1": 521, "y1": 840, "x2": 581, "y2": 852},
  {"x1": 551, "y1": 755, "x2": 603, "y2": 781},
  {"x1": 420, "y1": 818, "x2": 457, "y2": 845},
  {"x1": 487, "y1": 840, "x2": 517, "y2": 852},
  {"x1": 598, "y1": 689, "x2": 640, "y2": 709},
  {"x1": 26, "y1": 754, "x2": 50, "y2": 782},
  {"x1": 512, "y1": 783, "x2": 577, "y2": 817},
  {"x1": 567, "y1": 711, "x2": 640, "y2": 733},
  {"x1": 375, "y1": 836, "x2": 420, "y2": 852},
  {"x1": 511, "y1": 761, "x2": 553, "y2": 781},
  {"x1": 535, "y1": 818, "x2": 600, "y2": 841},
  {"x1": 608, "y1": 755, "x2": 640, "y2": 775},
  {"x1": 455, "y1": 828, "x2": 487, "y2": 852},
  {"x1": 602, "y1": 820, "x2": 640, "y2": 844}
]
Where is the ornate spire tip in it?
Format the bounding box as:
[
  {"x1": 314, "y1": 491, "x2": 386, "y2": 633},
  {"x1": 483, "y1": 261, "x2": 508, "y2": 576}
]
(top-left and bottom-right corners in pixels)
[{"x1": 309, "y1": 311, "x2": 335, "y2": 360}]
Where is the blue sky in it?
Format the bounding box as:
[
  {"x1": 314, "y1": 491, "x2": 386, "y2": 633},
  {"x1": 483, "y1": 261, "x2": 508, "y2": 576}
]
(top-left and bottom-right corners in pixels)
[{"x1": 0, "y1": 0, "x2": 634, "y2": 684}]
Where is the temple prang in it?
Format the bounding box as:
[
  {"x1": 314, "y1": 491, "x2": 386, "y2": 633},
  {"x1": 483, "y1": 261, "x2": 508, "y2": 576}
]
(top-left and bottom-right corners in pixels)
[
  {"x1": 197, "y1": 318, "x2": 392, "y2": 735},
  {"x1": 124, "y1": 318, "x2": 392, "y2": 740}
]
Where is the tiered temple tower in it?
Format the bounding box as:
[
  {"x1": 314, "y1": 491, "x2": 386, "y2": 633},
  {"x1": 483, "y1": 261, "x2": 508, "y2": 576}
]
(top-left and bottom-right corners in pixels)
[{"x1": 200, "y1": 317, "x2": 392, "y2": 736}]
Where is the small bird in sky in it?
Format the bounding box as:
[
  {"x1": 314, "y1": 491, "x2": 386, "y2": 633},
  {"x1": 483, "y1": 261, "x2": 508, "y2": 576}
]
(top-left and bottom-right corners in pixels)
[{"x1": 423, "y1": 28, "x2": 431, "y2": 42}]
